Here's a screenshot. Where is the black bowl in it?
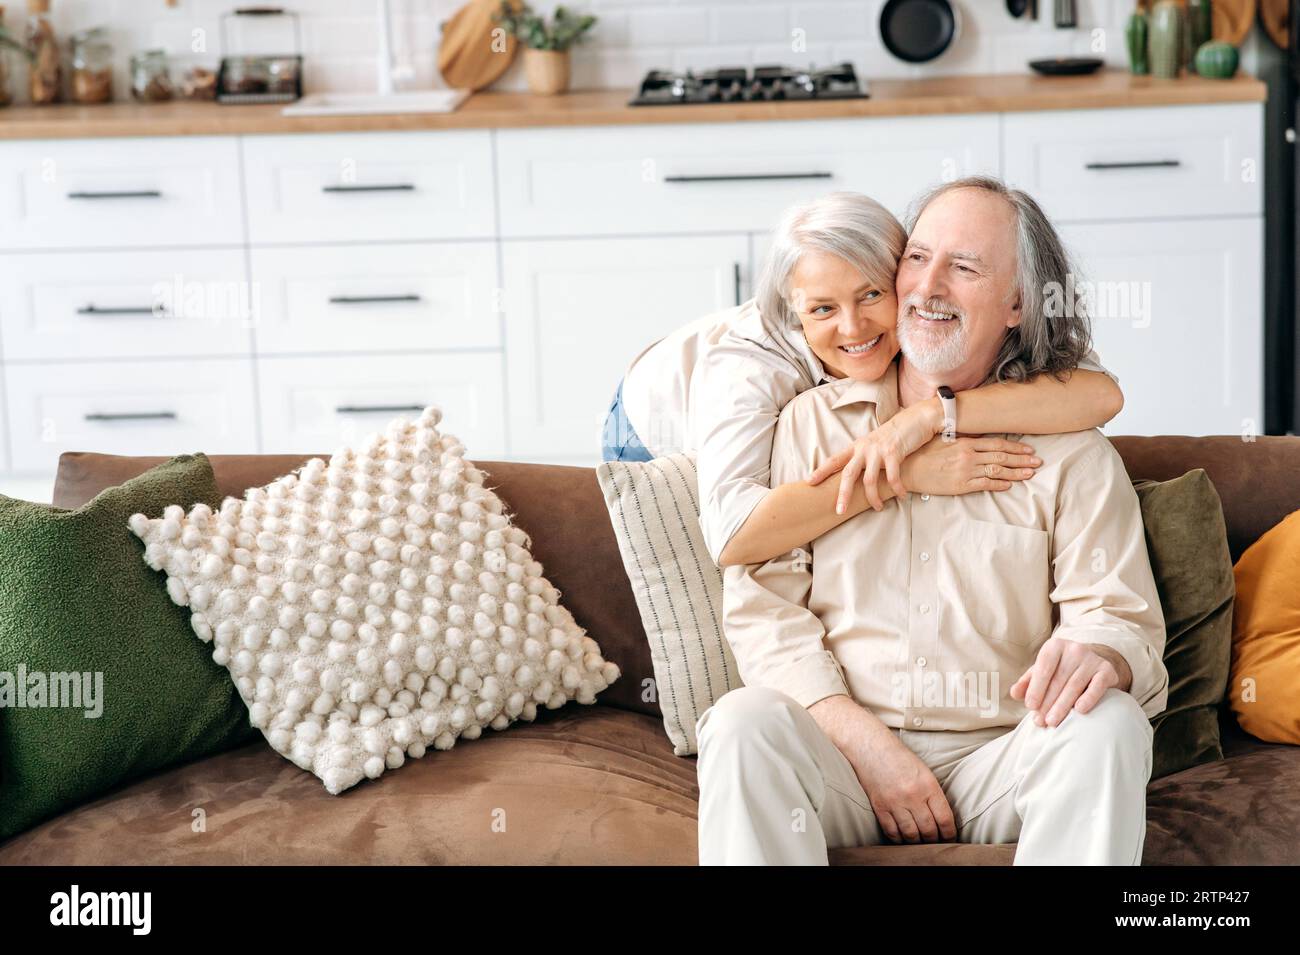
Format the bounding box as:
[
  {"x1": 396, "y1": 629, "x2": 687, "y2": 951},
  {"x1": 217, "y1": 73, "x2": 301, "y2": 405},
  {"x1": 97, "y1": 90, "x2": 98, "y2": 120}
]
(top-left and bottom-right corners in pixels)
[{"x1": 1028, "y1": 57, "x2": 1105, "y2": 76}]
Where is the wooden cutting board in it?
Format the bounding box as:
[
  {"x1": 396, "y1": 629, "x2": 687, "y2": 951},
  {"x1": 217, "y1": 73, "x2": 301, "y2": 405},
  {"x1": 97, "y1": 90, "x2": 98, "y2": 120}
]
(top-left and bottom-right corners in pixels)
[
  {"x1": 438, "y1": 0, "x2": 523, "y2": 91},
  {"x1": 1156, "y1": 0, "x2": 1256, "y2": 46},
  {"x1": 1259, "y1": 0, "x2": 1288, "y2": 48}
]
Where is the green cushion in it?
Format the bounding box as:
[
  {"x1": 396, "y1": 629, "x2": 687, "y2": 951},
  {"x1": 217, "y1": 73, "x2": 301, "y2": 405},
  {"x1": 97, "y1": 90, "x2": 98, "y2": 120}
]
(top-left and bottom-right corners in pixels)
[
  {"x1": 1133, "y1": 469, "x2": 1234, "y2": 780},
  {"x1": 0, "y1": 453, "x2": 257, "y2": 841}
]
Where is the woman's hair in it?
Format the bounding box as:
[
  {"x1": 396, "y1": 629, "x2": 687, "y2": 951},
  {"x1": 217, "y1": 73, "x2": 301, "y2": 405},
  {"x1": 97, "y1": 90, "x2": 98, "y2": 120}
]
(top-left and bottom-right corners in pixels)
[
  {"x1": 904, "y1": 175, "x2": 1092, "y2": 383},
  {"x1": 756, "y1": 191, "x2": 907, "y2": 333}
]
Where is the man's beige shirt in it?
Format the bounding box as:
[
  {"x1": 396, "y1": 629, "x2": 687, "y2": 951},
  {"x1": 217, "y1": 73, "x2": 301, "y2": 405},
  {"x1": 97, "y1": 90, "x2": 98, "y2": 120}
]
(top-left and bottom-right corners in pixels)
[{"x1": 721, "y1": 362, "x2": 1170, "y2": 731}]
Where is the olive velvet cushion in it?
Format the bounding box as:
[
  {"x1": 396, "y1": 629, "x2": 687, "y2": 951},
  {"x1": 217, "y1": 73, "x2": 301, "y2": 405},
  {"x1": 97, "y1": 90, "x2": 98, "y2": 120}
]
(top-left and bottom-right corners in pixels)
[
  {"x1": 0, "y1": 453, "x2": 257, "y2": 841},
  {"x1": 1133, "y1": 470, "x2": 1235, "y2": 780}
]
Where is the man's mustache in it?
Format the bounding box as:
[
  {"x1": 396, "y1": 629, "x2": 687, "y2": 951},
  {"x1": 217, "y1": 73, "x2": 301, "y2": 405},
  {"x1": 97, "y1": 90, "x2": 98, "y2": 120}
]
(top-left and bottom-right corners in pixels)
[{"x1": 899, "y1": 295, "x2": 965, "y2": 322}]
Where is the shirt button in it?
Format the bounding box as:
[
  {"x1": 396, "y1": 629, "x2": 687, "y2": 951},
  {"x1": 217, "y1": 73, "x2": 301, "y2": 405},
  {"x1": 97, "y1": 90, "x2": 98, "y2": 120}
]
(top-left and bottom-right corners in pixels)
[
  {"x1": 919, "y1": 552, "x2": 930, "y2": 562},
  {"x1": 920, "y1": 494, "x2": 931, "y2": 501},
  {"x1": 919, "y1": 604, "x2": 931, "y2": 614},
  {"x1": 913, "y1": 717, "x2": 924, "y2": 727},
  {"x1": 916, "y1": 656, "x2": 927, "y2": 667}
]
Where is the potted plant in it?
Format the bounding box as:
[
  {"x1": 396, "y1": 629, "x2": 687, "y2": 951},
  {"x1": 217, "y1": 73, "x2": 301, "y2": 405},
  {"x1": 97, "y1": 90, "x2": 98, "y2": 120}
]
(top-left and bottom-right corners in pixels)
[{"x1": 494, "y1": 2, "x2": 596, "y2": 96}]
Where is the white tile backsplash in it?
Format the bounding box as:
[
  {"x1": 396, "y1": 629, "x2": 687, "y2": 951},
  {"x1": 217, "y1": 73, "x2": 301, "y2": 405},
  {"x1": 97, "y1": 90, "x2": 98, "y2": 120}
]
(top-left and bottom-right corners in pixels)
[{"x1": 0, "y1": 0, "x2": 1263, "y2": 101}]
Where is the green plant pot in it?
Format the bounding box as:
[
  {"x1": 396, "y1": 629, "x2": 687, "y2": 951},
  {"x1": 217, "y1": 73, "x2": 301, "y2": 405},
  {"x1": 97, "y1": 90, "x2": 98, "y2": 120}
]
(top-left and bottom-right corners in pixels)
[
  {"x1": 1149, "y1": 0, "x2": 1184, "y2": 80},
  {"x1": 1194, "y1": 41, "x2": 1240, "y2": 80},
  {"x1": 1125, "y1": 11, "x2": 1149, "y2": 75}
]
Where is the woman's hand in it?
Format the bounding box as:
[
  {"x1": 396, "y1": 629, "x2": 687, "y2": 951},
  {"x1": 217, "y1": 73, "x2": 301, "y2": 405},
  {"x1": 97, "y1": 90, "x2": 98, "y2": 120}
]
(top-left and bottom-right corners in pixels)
[
  {"x1": 900, "y1": 435, "x2": 1041, "y2": 499},
  {"x1": 807, "y1": 399, "x2": 946, "y2": 514}
]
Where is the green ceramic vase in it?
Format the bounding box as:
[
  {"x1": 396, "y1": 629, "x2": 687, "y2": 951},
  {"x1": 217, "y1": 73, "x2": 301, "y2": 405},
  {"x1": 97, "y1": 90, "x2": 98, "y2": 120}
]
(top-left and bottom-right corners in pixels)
[
  {"x1": 1194, "y1": 41, "x2": 1240, "y2": 79},
  {"x1": 1125, "y1": 11, "x2": 1149, "y2": 75},
  {"x1": 1150, "y1": 0, "x2": 1184, "y2": 79},
  {"x1": 1187, "y1": 0, "x2": 1213, "y2": 71}
]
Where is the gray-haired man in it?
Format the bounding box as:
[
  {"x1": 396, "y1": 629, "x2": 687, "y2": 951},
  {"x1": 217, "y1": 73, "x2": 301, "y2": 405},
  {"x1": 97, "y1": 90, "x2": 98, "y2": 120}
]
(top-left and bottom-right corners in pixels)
[{"x1": 696, "y1": 177, "x2": 1169, "y2": 865}]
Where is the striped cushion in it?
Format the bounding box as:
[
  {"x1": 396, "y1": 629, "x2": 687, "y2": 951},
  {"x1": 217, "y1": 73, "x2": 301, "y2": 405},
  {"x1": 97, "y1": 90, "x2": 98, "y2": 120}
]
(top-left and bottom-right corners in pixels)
[{"x1": 596, "y1": 452, "x2": 742, "y2": 755}]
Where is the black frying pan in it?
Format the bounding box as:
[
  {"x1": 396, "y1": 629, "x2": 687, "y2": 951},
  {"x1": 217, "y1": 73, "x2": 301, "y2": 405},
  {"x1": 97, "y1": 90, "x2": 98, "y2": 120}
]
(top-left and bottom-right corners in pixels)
[{"x1": 880, "y1": 0, "x2": 959, "y2": 63}]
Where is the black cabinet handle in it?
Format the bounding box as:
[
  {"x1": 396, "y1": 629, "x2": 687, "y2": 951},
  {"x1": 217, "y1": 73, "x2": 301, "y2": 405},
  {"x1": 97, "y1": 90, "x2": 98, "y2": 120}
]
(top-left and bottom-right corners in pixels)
[
  {"x1": 77, "y1": 304, "x2": 164, "y2": 316},
  {"x1": 1084, "y1": 160, "x2": 1182, "y2": 171},
  {"x1": 84, "y1": 411, "x2": 177, "y2": 422},
  {"x1": 663, "y1": 172, "x2": 833, "y2": 183},
  {"x1": 733, "y1": 262, "x2": 742, "y2": 306},
  {"x1": 66, "y1": 190, "x2": 163, "y2": 199},
  {"x1": 327, "y1": 294, "x2": 422, "y2": 305},
  {"x1": 322, "y1": 184, "x2": 416, "y2": 193},
  {"x1": 335, "y1": 403, "x2": 425, "y2": 414}
]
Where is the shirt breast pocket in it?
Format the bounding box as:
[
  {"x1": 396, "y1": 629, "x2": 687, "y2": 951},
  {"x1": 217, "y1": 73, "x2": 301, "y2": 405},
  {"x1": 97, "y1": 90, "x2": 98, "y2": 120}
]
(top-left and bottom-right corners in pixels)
[{"x1": 938, "y1": 519, "x2": 1053, "y2": 647}]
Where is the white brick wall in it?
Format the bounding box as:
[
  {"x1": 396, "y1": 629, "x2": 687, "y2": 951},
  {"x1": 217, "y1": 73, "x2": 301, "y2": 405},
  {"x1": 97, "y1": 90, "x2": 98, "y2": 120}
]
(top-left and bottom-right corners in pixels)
[{"x1": 0, "y1": 0, "x2": 1263, "y2": 102}]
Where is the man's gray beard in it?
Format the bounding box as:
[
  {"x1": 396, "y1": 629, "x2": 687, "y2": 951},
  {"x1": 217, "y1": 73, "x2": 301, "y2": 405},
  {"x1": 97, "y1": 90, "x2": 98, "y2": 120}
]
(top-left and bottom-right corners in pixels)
[{"x1": 898, "y1": 311, "x2": 970, "y2": 375}]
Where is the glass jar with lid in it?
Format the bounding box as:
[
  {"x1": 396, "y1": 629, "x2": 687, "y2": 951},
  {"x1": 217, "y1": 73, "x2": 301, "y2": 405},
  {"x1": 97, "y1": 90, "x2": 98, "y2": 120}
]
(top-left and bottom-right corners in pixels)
[
  {"x1": 71, "y1": 27, "x2": 113, "y2": 103},
  {"x1": 130, "y1": 48, "x2": 172, "y2": 102}
]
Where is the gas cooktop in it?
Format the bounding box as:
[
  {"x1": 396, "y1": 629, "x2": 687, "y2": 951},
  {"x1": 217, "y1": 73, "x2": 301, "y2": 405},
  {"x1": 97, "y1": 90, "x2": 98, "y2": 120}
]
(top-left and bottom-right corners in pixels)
[{"x1": 628, "y1": 63, "x2": 869, "y2": 106}]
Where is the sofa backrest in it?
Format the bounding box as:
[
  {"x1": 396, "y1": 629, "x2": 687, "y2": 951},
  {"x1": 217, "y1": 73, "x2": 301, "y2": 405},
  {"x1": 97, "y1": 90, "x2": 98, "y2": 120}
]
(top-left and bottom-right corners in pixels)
[{"x1": 50, "y1": 434, "x2": 1300, "y2": 718}]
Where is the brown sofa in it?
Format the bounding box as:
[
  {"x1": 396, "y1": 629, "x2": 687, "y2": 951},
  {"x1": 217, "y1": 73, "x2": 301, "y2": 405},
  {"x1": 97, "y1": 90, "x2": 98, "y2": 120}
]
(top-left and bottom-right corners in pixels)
[{"x1": 2, "y1": 436, "x2": 1298, "y2": 865}]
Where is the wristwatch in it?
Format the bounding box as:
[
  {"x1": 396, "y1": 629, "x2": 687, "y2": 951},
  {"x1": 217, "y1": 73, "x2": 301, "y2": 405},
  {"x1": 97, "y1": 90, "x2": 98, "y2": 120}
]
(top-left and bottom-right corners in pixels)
[{"x1": 937, "y1": 385, "x2": 957, "y2": 442}]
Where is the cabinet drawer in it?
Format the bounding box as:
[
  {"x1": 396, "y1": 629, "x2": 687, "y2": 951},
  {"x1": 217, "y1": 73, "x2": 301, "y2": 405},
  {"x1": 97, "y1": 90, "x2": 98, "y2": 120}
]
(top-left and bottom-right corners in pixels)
[
  {"x1": 248, "y1": 243, "x2": 499, "y2": 355},
  {"x1": 0, "y1": 249, "x2": 251, "y2": 360},
  {"x1": 4, "y1": 358, "x2": 258, "y2": 471},
  {"x1": 257, "y1": 353, "x2": 505, "y2": 458},
  {"x1": 1002, "y1": 104, "x2": 1262, "y2": 222},
  {"x1": 0, "y1": 136, "x2": 244, "y2": 250},
  {"x1": 497, "y1": 115, "x2": 999, "y2": 236},
  {"x1": 242, "y1": 131, "x2": 496, "y2": 243}
]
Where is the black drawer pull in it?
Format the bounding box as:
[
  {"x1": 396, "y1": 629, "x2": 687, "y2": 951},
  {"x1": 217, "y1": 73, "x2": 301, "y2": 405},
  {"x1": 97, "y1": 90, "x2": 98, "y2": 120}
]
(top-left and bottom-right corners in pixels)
[
  {"x1": 335, "y1": 403, "x2": 426, "y2": 414},
  {"x1": 67, "y1": 190, "x2": 163, "y2": 199},
  {"x1": 322, "y1": 184, "x2": 416, "y2": 193},
  {"x1": 84, "y1": 411, "x2": 178, "y2": 422},
  {"x1": 1084, "y1": 160, "x2": 1182, "y2": 171},
  {"x1": 77, "y1": 304, "x2": 164, "y2": 316},
  {"x1": 328, "y1": 295, "x2": 422, "y2": 305},
  {"x1": 733, "y1": 262, "x2": 742, "y2": 307},
  {"x1": 663, "y1": 172, "x2": 833, "y2": 183}
]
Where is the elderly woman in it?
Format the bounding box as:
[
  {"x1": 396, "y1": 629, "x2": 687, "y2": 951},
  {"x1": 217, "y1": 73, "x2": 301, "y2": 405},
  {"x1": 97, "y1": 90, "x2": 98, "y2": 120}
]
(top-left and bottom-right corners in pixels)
[{"x1": 601, "y1": 190, "x2": 1122, "y2": 568}]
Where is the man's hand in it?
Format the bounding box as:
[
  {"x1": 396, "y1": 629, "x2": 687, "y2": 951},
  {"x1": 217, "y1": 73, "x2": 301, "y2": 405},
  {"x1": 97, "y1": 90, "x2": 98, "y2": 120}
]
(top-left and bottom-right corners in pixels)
[
  {"x1": 809, "y1": 695, "x2": 957, "y2": 844},
  {"x1": 1009, "y1": 636, "x2": 1134, "y2": 728}
]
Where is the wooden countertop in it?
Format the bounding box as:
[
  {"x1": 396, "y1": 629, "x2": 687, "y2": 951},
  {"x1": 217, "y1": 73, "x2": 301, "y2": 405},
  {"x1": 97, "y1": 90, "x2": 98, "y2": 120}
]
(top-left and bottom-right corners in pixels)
[{"x1": 0, "y1": 70, "x2": 1267, "y2": 140}]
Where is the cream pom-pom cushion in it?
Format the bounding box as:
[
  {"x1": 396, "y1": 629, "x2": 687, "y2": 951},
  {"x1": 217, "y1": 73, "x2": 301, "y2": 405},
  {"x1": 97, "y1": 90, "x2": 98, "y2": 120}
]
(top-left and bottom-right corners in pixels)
[{"x1": 128, "y1": 406, "x2": 620, "y2": 794}]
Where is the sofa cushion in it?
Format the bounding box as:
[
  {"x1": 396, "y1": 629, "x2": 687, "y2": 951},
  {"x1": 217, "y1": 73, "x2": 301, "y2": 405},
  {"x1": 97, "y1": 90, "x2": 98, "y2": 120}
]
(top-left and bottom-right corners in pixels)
[
  {"x1": 0, "y1": 705, "x2": 699, "y2": 865},
  {"x1": 596, "y1": 452, "x2": 740, "y2": 755},
  {"x1": 127, "y1": 408, "x2": 620, "y2": 795},
  {"x1": 1229, "y1": 508, "x2": 1300, "y2": 744},
  {"x1": 0, "y1": 453, "x2": 257, "y2": 841},
  {"x1": 1132, "y1": 471, "x2": 1234, "y2": 778}
]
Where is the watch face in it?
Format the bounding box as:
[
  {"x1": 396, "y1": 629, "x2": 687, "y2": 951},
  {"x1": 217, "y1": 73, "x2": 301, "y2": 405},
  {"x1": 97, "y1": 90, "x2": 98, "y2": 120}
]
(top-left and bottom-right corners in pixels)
[{"x1": 937, "y1": 385, "x2": 955, "y2": 399}]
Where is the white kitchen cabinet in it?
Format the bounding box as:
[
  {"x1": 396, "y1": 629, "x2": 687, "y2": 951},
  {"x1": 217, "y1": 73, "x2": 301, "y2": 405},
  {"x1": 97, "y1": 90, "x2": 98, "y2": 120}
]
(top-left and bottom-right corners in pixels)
[
  {"x1": 257, "y1": 352, "x2": 506, "y2": 459},
  {"x1": 496, "y1": 115, "x2": 1000, "y2": 237},
  {"x1": 4, "y1": 357, "x2": 259, "y2": 472},
  {"x1": 242, "y1": 131, "x2": 496, "y2": 244},
  {"x1": 1003, "y1": 104, "x2": 1263, "y2": 222},
  {"x1": 501, "y1": 234, "x2": 749, "y2": 462},
  {"x1": 0, "y1": 249, "x2": 252, "y2": 361},
  {"x1": 1061, "y1": 217, "x2": 1263, "y2": 436},
  {"x1": 0, "y1": 136, "x2": 245, "y2": 250},
  {"x1": 248, "y1": 242, "x2": 500, "y2": 355}
]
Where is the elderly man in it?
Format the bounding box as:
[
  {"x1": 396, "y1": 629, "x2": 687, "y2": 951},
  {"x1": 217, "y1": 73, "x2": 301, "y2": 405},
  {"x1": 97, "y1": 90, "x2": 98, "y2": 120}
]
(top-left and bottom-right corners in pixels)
[{"x1": 695, "y1": 176, "x2": 1169, "y2": 866}]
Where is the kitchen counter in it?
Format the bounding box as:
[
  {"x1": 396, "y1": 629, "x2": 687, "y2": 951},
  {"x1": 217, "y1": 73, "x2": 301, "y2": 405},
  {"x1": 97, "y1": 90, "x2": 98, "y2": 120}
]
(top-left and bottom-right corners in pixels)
[{"x1": 0, "y1": 69, "x2": 1266, "y2": 140}]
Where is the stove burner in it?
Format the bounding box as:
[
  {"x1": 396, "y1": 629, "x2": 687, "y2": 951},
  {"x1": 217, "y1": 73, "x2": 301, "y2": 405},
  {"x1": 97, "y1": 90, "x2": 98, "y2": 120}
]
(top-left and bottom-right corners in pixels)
[{"x1": 629, "y1": 63, "x2": 869, "y2": 106}]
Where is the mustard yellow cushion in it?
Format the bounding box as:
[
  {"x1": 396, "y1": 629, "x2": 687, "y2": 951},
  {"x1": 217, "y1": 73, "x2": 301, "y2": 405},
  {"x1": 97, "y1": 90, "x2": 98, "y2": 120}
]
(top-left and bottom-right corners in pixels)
[{"x1": 1229, "y1": 509, "x2": 1300, "y2": 744}]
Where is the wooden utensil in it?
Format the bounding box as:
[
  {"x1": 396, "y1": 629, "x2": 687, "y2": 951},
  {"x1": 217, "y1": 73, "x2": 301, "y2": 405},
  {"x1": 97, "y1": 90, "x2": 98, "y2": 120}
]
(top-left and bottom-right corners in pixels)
[
  {"x1": 1259, "y1": 0, "x2": 1289, "y2": 48},
  {"x1": 437, "y1": 0, "x2": 522, "y2": 92}
]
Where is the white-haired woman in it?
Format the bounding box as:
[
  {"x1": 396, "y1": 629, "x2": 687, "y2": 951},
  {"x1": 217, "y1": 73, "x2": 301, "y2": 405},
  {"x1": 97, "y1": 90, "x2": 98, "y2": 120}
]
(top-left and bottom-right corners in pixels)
[{"x1": 601, "y1": 189, "x2": 1122, "y2": 568}]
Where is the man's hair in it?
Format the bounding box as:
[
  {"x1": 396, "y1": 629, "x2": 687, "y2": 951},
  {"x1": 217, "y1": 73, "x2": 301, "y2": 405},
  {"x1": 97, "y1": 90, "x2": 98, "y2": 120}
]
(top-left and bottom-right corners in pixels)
[
  {"x1": 757, "y1": 191, "x2": 907, "y2": 333},
  {"x1": 905, "y1": 175, "x2": 1092, "y2": 383}
]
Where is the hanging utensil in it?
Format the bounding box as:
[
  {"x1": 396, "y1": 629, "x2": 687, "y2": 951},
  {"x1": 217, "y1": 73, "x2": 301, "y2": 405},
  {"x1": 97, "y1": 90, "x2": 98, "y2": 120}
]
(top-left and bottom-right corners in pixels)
[{"x1": 1007, "y1": 0, "x2": 1028, "y2": 16}]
